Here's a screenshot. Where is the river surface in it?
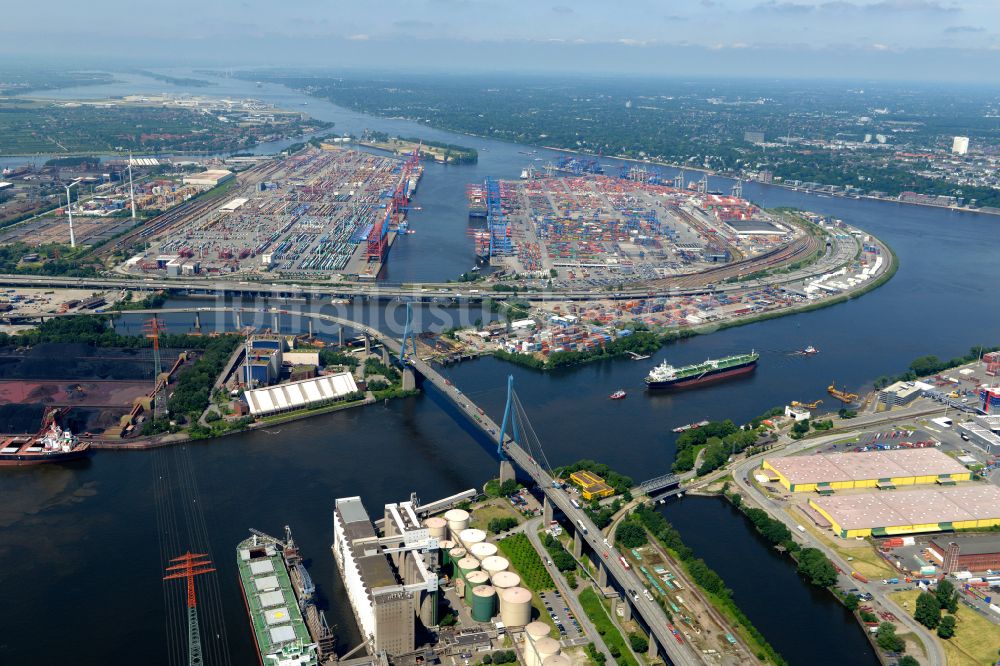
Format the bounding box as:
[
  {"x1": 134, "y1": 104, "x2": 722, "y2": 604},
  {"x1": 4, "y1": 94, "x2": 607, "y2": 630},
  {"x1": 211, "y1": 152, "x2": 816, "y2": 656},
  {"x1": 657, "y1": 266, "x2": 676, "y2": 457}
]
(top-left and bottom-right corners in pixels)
[{"x1": 4, "y1": 70, "x2": 999, "y2": 665}]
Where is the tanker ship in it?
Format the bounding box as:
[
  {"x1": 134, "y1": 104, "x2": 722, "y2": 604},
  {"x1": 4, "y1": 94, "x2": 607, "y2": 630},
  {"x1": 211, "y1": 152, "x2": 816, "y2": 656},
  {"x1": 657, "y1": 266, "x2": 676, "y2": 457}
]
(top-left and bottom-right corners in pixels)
[{"x1": 645, "y1": 351, "x2": 758, "y2": 390}]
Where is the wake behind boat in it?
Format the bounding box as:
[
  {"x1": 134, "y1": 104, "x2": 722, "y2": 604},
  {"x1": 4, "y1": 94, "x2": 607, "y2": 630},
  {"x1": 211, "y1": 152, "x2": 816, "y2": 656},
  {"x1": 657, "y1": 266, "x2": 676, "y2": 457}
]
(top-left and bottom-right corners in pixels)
[{"x1": 646, "y1": 351, "x2": 759, "y2": 390}]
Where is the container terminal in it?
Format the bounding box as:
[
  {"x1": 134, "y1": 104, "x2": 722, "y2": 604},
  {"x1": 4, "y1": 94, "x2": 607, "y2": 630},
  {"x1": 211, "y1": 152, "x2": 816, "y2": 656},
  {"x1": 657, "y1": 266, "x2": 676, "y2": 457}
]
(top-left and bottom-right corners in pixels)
[
  {"x1": 467, "y1": 172, "x2": 801, "y2": 283},
  {"x1": 120, "y1": 146, "x2": 421, "y2": 281}
]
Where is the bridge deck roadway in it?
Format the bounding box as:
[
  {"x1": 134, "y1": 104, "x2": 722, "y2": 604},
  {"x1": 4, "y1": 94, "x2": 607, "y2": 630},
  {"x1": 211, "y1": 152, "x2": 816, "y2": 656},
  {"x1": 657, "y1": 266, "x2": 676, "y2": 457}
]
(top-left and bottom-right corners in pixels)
[{"x1": 74, "y1": 305, "x2": 703, "y2": 665}]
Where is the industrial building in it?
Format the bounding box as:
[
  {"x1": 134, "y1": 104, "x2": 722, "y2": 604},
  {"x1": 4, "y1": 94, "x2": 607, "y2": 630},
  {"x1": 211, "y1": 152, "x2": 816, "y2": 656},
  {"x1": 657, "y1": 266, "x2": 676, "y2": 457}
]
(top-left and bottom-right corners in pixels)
[
  {"x1": 878, "y1": 380, "x2": 932, "y2": 408},
  {"x1": 244, "y1": 336, "x2": 284, "y2": 387},
  {"x1": 927, "y1": 535, "x2": 1000, "y2": 573},
  {"x1": 763, "y1": 448, "x2": 971, "y2": 493},
  {"x1": 332, "y1": 496, "x2": 440, "y2": 657},
  {"x1": 952, "y1": 136, "x2": 970, "y2": 156},
  {"x1": 569, "y1": 470, "x2": 615, "y2": 500},
  {"x1": 808, "y1": 484, "x2": 1000, "y2": 538},
  {"x1": 182, "y1": 169, "x2": 234, "y2": 187},
  {"x1": 958, "y1": 421, "x2": 1000, "y2": 455},
  {"x1": 979, "y1": 387, "x2": 1000, "y2": 415},
  {"x1": 243, "y1": 372, "x2": 359, "y2": 417}
]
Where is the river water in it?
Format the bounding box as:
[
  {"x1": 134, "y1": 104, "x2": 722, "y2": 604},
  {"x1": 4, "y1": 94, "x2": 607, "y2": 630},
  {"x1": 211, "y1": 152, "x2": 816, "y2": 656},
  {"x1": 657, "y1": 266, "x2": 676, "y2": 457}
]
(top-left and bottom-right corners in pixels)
[{"x1": 4, "y1": 70, "x2": 999, "y2": 665}]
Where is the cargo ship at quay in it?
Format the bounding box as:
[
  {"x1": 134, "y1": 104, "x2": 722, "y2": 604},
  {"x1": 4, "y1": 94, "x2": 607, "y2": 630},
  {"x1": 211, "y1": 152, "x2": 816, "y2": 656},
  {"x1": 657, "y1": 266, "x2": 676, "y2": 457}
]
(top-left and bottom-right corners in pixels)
[
  {"x1": 0, "y1": 416, "x2": 90, "y2": 467},
  {"x1": 237, "y1": 527, "x2": 336, "y2": 666},
  {"x1": 645, "y1": 351, "x2": 759, "y2": 389}
]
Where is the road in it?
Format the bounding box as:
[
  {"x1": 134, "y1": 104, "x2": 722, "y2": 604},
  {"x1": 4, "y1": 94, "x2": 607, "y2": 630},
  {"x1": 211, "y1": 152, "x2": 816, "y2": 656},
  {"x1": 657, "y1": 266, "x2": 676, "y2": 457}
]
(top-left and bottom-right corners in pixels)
[
  {"x1": 730, "y1": 429, "x2": 947, "y2": 666},
  {"x1": 0, "y1": 219, "x2": 880, "y2": 307},
  {"x1": 520, "y1": 518, "x2": 616, "y2": 663}
]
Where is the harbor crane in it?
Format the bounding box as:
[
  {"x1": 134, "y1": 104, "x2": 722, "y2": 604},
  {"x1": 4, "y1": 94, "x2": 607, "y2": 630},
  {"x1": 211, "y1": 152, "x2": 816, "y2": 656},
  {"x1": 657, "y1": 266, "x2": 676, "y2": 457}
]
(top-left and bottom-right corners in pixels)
[{"x1": 791, "y1": 399, "x2": 823, "y2": 409}]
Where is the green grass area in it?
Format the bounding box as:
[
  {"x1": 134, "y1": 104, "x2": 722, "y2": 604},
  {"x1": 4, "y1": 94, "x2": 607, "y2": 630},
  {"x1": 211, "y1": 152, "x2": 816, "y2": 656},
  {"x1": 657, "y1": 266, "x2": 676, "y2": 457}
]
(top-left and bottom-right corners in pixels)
[
  {"x1": 890, "y1": 589, "x2": 1000, "y2": 666},
  {"x1": 577, "y1": 587, "x2": 640, "y2": 666},
  {"x1": 469, "y1": 500, "x2": 523, "y2": 533},
  {"x1": 496, "y1": 533, "x2": 553, "y2": 591}
]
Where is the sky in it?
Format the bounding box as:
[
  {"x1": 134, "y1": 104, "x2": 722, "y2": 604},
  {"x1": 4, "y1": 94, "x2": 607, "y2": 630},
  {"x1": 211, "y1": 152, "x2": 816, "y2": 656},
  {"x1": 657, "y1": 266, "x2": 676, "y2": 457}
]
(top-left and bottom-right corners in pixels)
[{"x1": 2, "y1": 0, "x2": 999, "y2": 81}]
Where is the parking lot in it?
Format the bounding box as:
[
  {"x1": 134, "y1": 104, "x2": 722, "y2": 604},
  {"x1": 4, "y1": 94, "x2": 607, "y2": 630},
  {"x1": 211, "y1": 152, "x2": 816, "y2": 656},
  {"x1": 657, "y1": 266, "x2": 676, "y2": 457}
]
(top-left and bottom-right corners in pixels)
[{"x1": 538, "y1": 589, "x2": 585, "y2": 645}]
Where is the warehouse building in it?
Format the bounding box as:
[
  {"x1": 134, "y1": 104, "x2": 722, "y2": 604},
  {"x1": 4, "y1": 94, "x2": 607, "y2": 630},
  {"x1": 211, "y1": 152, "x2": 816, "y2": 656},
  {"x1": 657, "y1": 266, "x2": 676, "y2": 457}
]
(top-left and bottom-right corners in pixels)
[
  {"x1": 927, "y1": 535, "x2": 1000, "y2": 573},
  {"x1": 183, "y1": 169, "x2": 234, "y2": 188},
  {"x1": 763, "y1": 448, "x2": 971, "y2": 493},
  {"x1": 878, "y1": 380, "x2": 932, "y2": 408},
  {"x1": 569, "y1": 470, "x2": 615, "y2": 500},
  {"x1": 808, "y1": 485, "x2": 1000, "y2": 538},
  {"x1": 332, "y1": 496, "x2": 440, "y2": 657},
  {"x1": 244, "y1": 372, "x2": 358, "y2": 417},
  {"x1": 958, "y1": 421, "x2": 1000, "y2": 455}
]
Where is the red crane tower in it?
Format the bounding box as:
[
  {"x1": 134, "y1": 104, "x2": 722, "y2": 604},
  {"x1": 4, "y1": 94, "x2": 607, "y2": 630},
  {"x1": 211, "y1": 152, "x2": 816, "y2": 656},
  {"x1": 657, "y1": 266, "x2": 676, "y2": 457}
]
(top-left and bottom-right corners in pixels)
[
  {"x1": 164, "y1": 552, "x2": 216, "y2": 666},
  {"x1": 144, "y1": 317, "x2": 166, "y2": 417}
]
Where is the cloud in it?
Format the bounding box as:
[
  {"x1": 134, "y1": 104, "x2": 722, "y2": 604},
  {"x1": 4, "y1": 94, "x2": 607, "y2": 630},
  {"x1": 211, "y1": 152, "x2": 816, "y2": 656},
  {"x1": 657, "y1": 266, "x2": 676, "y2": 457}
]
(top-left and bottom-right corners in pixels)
[
  {"x1": 755, "y1": 0, "x2": 958, "y2": 12},
  {"x1": 943, "y1": 25, "x2": 984, "y2": 33},
  {"x1": 551, "y1": 5, "x2": 573, "y2": 14},
  {"x1": 346, "y1": 33, "x2": 369, "y2": 41},
  {"x1": 392, "y1": 20, "x2": 435, "y2": 30}
]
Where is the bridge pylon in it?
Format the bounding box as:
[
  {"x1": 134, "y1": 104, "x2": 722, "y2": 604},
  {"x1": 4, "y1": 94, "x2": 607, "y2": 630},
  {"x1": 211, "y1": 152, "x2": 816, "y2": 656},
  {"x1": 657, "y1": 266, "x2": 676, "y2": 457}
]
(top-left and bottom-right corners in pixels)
[
  {"x1": 497, "y1": 375, "x2": 518, "y2": 482},
  {"x1": 398, "y1": 302, "x2": 418, "y2": 365}
]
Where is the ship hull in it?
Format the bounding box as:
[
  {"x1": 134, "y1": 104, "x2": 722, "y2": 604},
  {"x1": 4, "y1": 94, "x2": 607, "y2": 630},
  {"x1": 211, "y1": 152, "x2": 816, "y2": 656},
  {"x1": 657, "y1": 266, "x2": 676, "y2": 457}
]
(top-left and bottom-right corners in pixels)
[
  {"x1": 646, "y1": 360, "x2": 756, "y2": 390},
  {"x1": 0, "y1": 447, "x2": 91, "y2": 467}
]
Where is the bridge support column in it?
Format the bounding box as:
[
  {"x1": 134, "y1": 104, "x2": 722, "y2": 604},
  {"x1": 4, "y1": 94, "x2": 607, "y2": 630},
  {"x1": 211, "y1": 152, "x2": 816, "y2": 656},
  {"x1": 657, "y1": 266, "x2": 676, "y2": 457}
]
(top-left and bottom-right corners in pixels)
[
  {"x1": 381, "y1": 345, "x2": 391, "y2": 365},
  {"x1": 499, "y1": 459, "x2": 515, "y2": 483},
  {"x1": 235, "y1": 311, "x2": 242, "y2": 330},
  {"x1": 337, "y1": 326, "x2": 343, "y2": 347},
  {"x1": 307, "y1": 319, "x2": 314, "y2": 338},
  {"x1": 272, "y1": 313, "x2": 280, "y2": 333},
  {"x1": 647, "y1": 635, "x2": 658, "y2": 659},
  {"x1": 194, "y1": 312, "x2": 201, "y2": 332},
  {"x1": 364, "y1": 333, "x2": 371, "y2": 356},
  {"x1": 597, "y1": 561, "x2": 608, "y2": 587},
  {"x1": 543, "y1": 495, "x2": 553, "y2": 525},
  {"x1": 616, "y1": 597, "x2": 632, "y2": 622},
  {"x1": 402, "y1": 367, "x2": 416, "y2": 391},
  {"x1": 573, "y1": 529, "x2": 583, "y2": 558}
]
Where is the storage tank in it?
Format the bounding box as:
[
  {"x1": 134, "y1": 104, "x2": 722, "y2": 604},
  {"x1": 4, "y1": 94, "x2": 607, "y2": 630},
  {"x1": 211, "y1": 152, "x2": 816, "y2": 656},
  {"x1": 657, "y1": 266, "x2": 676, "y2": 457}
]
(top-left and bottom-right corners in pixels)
[
  {"x1": 425, "y1": 516, "x2": 448, "y2": 540},
  {"x1": 525, "y1": 621, "x2": 551, "y2": 641},
  {"x1": 470, "y1": 542, "x2": 498, "y2": 562},
  {"x1": 445, "y1": 508, "x2": 470, "y2": 538},
  {"x1": 439, "y1": 539, "x2": 456, "y2": 557},
  {"x1": 470, "y1": 585, "x2": 497, "y2": 622},
  {"x1": 458, "y1": 528, "x2": 487, "y2": 551},
  {"x1": 491, "y1": 571, "x2": 521, "y2": 590},
  {"x1": 456, "y1": 556, "x2": 480, "y2": 584},
  {"x1": 448, "y1": 546, "x2": 467, "y2": 564},
  {"x1": 499, "y1": 586, "x2": 532, "y2": 627},
  {"x1": 480, "y1": 555, "x2": 509, "y2": 577},
  {"x1": 465, "y1": 570, "x2": 490, "y2": 589},
  {"x1": 534, "y1": 637, "x2": 561, "y2": 665},
  {"x1": 542, "y1": 656, "x2": 571, "y2": 666}
]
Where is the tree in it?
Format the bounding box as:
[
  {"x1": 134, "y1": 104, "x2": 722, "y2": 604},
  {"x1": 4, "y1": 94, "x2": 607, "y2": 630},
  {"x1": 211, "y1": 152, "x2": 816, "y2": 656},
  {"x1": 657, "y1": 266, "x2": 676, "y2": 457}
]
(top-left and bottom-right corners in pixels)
[
  {"x1": 898, "y1": 656, "x2": 919, "y2": 666},
  {"x1": 937, "y1": 614, "x2": 956, "y2": 639},
  {"x1": 616, "y1": 522, "x2": 648, "y2": 549},
  {"x1": 914, "y1": 591, "x2": 941, "y2": 629},
  {"x1": 481, "y1": 655, "x2": 492, "y2": 665},
  {"x1": 876, "y1": 622, "x2": 904, "y2": 653},
  {"x1": 796, "y1": 548, "x2": 838, "y2": 588},
  {"x1": 628, "y1": 632, "x2": 649, "y2": 653},
  {"x1": 935, "y1": 579, "x2": 959, "y2": 614},
  {"x1": 842, "y1": 592, "x2": 860, "y2": 612}
]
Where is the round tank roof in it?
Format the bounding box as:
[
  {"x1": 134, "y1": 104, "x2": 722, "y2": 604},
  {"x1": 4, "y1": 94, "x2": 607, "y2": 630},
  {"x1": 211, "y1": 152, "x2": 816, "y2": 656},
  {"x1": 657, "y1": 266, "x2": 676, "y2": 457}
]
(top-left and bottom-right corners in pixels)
[
  {"x1": 480, "y1": 555, "x2": 509, "y2": 573},
  {"x1": 472, "y1": 584, "x2": 496, "y2": 597},
  {"x1": 459, "y1": 528, "x2": 486, "y2": 543},
  {"x1": 542, "y1": 655, "x2": 571, "y2": 666},
  {"x1": 456, "y1": 556, "x2": 480, "y2": 571},
  {"x1": 425, "y1": 516, "x2": 447, "y2": 527},
  {"x1": 491, "y1": 571, "x2": 521, "y2": 589},
  {"x1": 439, "y1": 539, "x2": 456, "y2": 550},
  {"x1": 534, "y1": 637, "x2": 561, "y2": 657},
  {"x1": 466, "y1": 571, "x2": 490, "y2": 586},
  {"x1": 444, "y1": 508, "x2": 470, "y2": 522},
  {"x1": 525, "y1": 621, "x2": 551, "y2": 639},
  {"x1": 470, "y1": 542, "x2": 498, "y2": 559},
  {"x1": 502, "y1": 586, "x2": 532, "y2": 603}
]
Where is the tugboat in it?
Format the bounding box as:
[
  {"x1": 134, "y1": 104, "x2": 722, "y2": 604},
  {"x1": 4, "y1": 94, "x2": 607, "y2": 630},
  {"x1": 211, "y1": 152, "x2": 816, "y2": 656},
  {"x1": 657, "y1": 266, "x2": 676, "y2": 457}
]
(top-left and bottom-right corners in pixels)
[
  {"x1": 610, "y1": 389, "x2": 627, "y2": 400},
  {"x1": 800, "y1": 345, "x2": 819, "y2": 355}
]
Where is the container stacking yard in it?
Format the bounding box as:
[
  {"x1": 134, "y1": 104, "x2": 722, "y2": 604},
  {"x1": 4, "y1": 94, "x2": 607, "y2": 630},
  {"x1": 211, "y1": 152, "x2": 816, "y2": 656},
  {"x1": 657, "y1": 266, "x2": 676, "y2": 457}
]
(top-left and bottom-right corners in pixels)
[{"x1": 763, "y1": 448, "x2": 971, "y2": 493}]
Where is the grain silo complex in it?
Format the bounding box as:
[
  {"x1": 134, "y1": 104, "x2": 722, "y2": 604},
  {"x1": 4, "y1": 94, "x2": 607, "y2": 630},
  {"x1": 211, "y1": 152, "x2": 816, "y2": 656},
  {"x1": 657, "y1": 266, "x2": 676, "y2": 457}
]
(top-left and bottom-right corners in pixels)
[
  {"x1": 764, "y1": 448, "x2": 971, "y2": 493},
  {"x1": 499, "y1": 586, "x2": 532, "y2": 626}
]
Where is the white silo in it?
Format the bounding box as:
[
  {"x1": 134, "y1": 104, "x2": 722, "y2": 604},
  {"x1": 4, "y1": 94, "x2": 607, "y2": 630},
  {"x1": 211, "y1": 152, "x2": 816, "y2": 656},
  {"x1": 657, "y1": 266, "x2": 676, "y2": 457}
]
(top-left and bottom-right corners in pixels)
[
  {"x1": 425, "y1": 516, "x2": 448, "y2": 540},
  {"x1": 499, "y1": 586, "x2": 532, "y2": 627},
  {"x1": 444, "y1": 508, "x2": 470, "y2": 539},
  {"x1": 480, "y1": 555, "x2": 509, "y2": 577},
  {"x1": 470, "y1": 542, "x2": 498, "y2": 562},
  {"x1": 458, "y1": 528, "x2": 486, "y2": 551},
  {"x1": 491, "y1": 570, "x2": 521, "y2": 590}
]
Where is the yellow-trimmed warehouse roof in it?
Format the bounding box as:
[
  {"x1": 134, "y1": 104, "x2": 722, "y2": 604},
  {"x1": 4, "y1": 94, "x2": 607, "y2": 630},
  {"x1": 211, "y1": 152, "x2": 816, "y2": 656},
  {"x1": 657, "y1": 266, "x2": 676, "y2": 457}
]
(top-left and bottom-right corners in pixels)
[{"x1": 766, "y1": 448, "x2": 968, "y2": 487}]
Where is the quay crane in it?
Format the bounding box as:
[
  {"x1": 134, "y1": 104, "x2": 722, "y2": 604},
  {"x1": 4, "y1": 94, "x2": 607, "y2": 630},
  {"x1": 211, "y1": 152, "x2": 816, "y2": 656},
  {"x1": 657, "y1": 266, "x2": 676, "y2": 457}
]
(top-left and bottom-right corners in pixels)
[
  {"x1": 791, "y1": 399, "x2": 823, "y2": 409},
  {"x1": 827, "y1": 381, "x2": 859, "y2": 404}
]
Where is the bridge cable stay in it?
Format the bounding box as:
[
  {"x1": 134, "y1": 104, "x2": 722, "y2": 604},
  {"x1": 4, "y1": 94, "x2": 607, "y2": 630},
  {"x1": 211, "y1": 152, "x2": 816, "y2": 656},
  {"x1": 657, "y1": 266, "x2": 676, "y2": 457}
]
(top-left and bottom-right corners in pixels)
[
  {"x1": 496, "y1": 375, "x2": 518, "y2": 460},
  {"x1": 510, "y1": 388, "x2": 557, "y2": 481},
  {"x1": 398, "y1": 301, "x2": 418, "y2": 365}
]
